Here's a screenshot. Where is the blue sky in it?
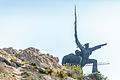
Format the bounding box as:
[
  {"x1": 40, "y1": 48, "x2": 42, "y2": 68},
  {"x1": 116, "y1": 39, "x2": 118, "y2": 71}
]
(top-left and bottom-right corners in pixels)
[{"x1": 0, "y1": 0, "x2": 120, "y2": 80}]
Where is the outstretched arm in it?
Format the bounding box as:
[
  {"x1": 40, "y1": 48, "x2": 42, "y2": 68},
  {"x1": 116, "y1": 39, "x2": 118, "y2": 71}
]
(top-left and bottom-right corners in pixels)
[
  {"x1": 90, "y1": 43, "x2": 107, "y2": 51},
  {"x1": 74, "y1": 5, "x2": 86, "y2": 52}
]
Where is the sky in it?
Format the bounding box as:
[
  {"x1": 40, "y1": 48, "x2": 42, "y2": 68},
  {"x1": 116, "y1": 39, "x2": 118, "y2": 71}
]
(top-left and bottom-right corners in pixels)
[{"x1": 0, "y1": 0, "x2": 120, "y2": 80}]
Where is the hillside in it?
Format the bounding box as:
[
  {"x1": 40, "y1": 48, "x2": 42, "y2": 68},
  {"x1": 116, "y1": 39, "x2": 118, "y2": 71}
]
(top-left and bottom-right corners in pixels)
[{"x1": 0, "y1": 47, "x2": 107, "y2": 80}]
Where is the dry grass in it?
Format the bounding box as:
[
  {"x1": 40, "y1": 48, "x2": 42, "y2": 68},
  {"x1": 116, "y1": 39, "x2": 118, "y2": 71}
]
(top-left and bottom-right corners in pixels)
[
  {"x1": 0, "y1": 62, "x2": 6, "y2": 73},
  {"x1": 0, "y1": 63, "x2": 18, "y2": 80}
]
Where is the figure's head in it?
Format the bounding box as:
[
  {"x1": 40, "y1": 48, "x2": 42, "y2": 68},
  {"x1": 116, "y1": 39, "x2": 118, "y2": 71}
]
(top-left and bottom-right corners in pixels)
[
  {"x1": 84, "y1": 43, "x2": 89, "y2": 49},
  {"x1": 75, "y1": 50, "x2": 82, "y2": 56},
  {"x1": 75, "y1": 50, "x2": 80, "y2": 54}
]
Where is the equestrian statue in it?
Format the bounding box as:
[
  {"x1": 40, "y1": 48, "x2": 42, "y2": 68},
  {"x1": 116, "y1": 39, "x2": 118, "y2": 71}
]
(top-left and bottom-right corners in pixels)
[{"x1": 62, "y1": 6, "x2": 107, "y2": 73}]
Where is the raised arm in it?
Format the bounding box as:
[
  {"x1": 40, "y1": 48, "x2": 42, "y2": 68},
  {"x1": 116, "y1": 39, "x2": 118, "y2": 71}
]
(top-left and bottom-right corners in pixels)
[
  {"x1": 74, "y1": 5, "x2": 86, "y2": 52},
  {"x1": 90, "y1": 43, "x2": 107, "y2": 51}
]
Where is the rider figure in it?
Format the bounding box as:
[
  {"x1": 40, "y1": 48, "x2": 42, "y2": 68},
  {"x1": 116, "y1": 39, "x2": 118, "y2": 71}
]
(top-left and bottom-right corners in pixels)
[{"x1": 74, "y1": 5, "x2": 107, "y2": 73}]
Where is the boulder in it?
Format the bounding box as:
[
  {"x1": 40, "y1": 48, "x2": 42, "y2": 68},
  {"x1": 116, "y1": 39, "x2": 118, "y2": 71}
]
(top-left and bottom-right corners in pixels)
[{"x1": 17, "y1": 47, "x2": 60, "y2": 69}]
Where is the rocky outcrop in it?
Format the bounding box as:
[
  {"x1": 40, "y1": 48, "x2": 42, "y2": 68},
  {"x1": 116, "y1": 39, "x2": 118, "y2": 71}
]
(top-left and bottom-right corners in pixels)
[
  {"x1": 0, "y1": 47, "x2": 107, "y2": 80},
  {"x1": 3, "y1": 47, "x2": 18, "y2": 54},
  {"x1": 17, "y1": 47, "x2": 60, "y2": 69},
  {"x1": 0, "y1": 47, "x2": 64, "y2": 80}
]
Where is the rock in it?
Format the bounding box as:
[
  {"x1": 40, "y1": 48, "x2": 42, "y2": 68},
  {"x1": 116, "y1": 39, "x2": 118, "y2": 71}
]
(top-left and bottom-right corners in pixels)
[
  {"x1": 3, "y1": 47, "x2": 18, "y2": 54},
  {"x1": 0, "y1": 56, "x2": 15, "y2": 66},
  {"x1": 0, "y1": 47, "x2": 107, "y2": 80},
  {"x1": 54, "y1": 57, "x2": 59, "y2": 63},
  {"x1": 17, "y1": 47, "x2": 60, "y2": 69}
]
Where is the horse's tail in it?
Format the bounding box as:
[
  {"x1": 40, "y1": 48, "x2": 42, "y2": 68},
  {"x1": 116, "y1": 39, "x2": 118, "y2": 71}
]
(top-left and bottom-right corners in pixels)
[{"x1": 62, "y1": 56, "x2": 66, "y2": 65}]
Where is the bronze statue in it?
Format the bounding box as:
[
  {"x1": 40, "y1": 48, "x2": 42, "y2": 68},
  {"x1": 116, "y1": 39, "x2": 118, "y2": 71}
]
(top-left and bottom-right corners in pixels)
[
  {"x1": 62, "y1": 5, "x2": 107, "y2": 73},
  {"x1": 74, "y1": 5, "x2": 107, "y2": 73}
]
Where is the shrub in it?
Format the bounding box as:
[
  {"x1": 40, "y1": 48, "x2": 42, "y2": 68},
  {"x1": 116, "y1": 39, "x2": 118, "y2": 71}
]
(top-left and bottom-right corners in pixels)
[
  {"x1": 11, "y1": 58, "x2": 22, "y2": 67},
  {"x1": 64, "y1": 63, "x2": 83, "y2": 74},
  {"x1": 14, "y1": 52, "x2": 19, "y2": 57},
  {"x1": 58, "y1": 71, "x2": 67, "y2": 79},
  {"x1": 21, "y1": 71, "x2": 31, "y2": 76},
  {"x1": 63, "y1": 63, "x2": 83, "y2": 79},
  {"x1": 30, "y1": 63, "x2": 39, "y2": 69},
  {"x1": 0, "y1": 50, "x2": 6, "y2": 54},
  {"x1": 78, "y1": 77, "x2": 85, "y2": 80},
  {"x1": 11, "y1": 58, "x2": 17, "y2": 63},
  {"x1": 39, "y1": 66, "x2": 55, "y2": 76},
  {"x1": 45, "y1": 67, "x2": 54, "y2": 75},
  {"x1": 39, "y1": 67, "x2": 46, "y2": 74},
  {"x1": 88, "y1": 72, "x2": 107, "y2": 80},
  {"x1": 25, "y1": 78, "x2": 29, "y2": 80},
  {"x1": 71, "y1": 74, "x2": 77, "y2": 79}
]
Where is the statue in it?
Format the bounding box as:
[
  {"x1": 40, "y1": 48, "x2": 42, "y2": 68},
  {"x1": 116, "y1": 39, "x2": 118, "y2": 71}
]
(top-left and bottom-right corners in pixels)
[
  {"x1": 62, "y1": 5, "x2": 107, "y2": 73},
  {"x1": 62, "y1": 53, "x2": 82, "y2": 65}
]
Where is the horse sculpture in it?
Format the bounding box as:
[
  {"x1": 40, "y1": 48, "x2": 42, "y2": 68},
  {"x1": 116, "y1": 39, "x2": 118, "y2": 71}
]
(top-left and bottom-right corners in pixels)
[{"x1": 62, "y1": 53, "x2": 82, "y2": 65}]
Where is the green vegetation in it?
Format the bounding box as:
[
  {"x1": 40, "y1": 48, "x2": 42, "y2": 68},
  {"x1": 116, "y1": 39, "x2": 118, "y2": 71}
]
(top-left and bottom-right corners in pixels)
[
  {"x1": 39, "y1": 66, "x2": 54, "y2": 75},
  {"x1": 21, "y1": 70, "x2": 31, "y2": 80},
  {"x1": 11, "y1": 58, "x2": 17, "y2": 63},
  {"x1": 63, "y1": 63, "x2": 85, "y2": 79},
  {"x1": 71, "y1": 74, "x2": 77, "y2": 79},
  {"x1": 88, "y1": 72, "x2": 107, "y2": 80},
  {"x1": 0, "y1": 49, "x2": 6, "y2": 54},
  {"x1": 14, "y1": 52, "x2": 19, "y2": 57},
  {"x1": 39, "y1": 66, "x2": 67, "y2": 79},
  {"x1": 58, "y1": 71, "x2": 67, "y2": 79},
  {"x1": 21, "y1": 71, "x2": 31, "y2": 76},
  {"x1": 11, "y1": 58, "x2": 21, "y2": 67},
  {"x1": 30, "y1": 62, "x2": 39, "y2": 69},
  {"x1": 64, "y1": 63, "x2": 83, "y2": 75},
  {"x1": 45, "y1": 66, "x2": 54, "y2": 75},
  {"x1": 25, "y1": 77, "x2": 29, "y2": 80}
]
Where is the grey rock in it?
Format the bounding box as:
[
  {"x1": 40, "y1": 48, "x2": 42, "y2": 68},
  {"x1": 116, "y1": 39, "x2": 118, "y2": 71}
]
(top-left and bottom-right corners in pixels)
[
  {"x1": 17, "y1": 47, "x2": 60, "y2": 69},
  {"x1": 3, "y1": 47, "x2": 18, "y2": 54}
]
